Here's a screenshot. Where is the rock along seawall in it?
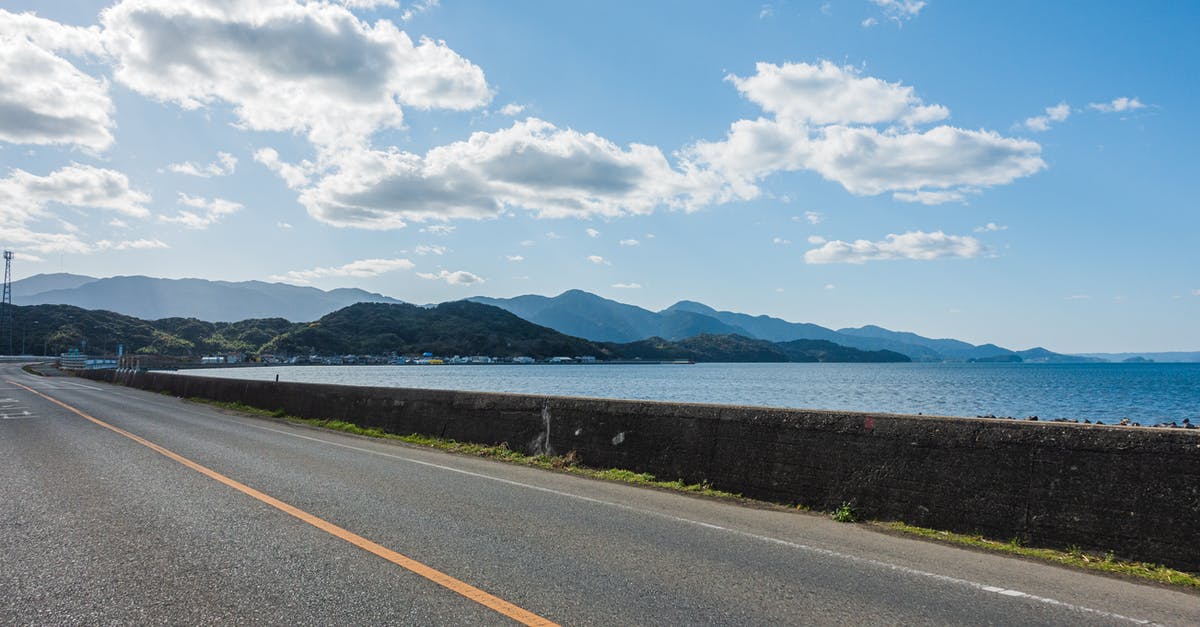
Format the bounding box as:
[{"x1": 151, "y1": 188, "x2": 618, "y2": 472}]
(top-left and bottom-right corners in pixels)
[{"x1": 81, "y1": 369, "x2": 1200, "y2": 572}]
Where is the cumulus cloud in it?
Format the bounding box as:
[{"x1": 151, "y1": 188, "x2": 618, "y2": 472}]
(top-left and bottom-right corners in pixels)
[
  {"x1": 160, "y1": 193, "x2": 242, "y2": 229},
  {"x1": 293, "y1": 118, "x2": 721, "y2": 228},
  {"x1": 499, "y1": 103, "x2": 526, "y2": 116},
  {"x1": 0, "y1": 163, "x2": 151, "y2": 226},
  {"x1": 505, "y1": 255, "x2": 524, "y2": 262},
  {"x1": 974, "y1": 222, "x2": 1007, "y2": 232},
  {"x1": 1088, "y1": 97, "x2": 1147, "y2": 113},
  {"x1": 587, "y1": 255, "x2": 611, "y2": 265},
  {"x1": 416, "y1": 269, "x2": 484, "y2": 285},
  {"x1": 772, "y1": 237, "x2": 791, "y2": 245},
  {"x1": 0, "y1": 12, "x2": 113, "y2": 152},
  {"x1": 585, "y1": 228, "x2": 601, "y2": 238},
  {"x1": 1023, "y1": 102, "x2": 1071, "y2": 132},
  {"x1": 804, "y1": 230, "x2": 983, "y2": 264},
  {"x1": 271, "y1": 257, "x2": 415, "y2": 284},
  {"x1": 414, "y1": 244, "x2": 446, "y2": 255},
  {"x1": 166, "y1": 152, "x2": 237, "y2": 178},
  {"x1": 100, "y1": 0, "x2": 489, "y2": 150},
  {"x1": 726, "y1": 61, "x2": 947, "y2": 127},
  {"x1": 619, "y1": 239, "x2": 640, "y2": 246},
  {"x1": 612, "y1": 282, "x2": 642, "y2": 289},
  {"x1": 420, "y1": 224, "x2": 456, "y2": 235},
  {"x1": 686, "y1": 61, "x2": 1044, "y2": 204},
  {"x1": 808, "y1": 235, "x2": 827, "y2": 244}
]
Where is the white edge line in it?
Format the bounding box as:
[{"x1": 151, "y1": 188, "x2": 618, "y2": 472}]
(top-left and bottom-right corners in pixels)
[{"x1": 227, "y1": 418, "x2": 1155, "y2": 625}]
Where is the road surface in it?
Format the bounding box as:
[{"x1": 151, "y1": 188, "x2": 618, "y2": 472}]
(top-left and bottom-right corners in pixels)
[{"x1": 1, "y1": 363, "x2": 1195, "y2": 624}]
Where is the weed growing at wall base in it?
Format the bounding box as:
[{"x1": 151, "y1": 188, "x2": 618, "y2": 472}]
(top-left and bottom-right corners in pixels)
[
  {"x1": 879, "y1": 522, "x2": 1199, "y2": 588},
  {"x1": 832, "y1": 502, "x2": 858, "y2": 523}
]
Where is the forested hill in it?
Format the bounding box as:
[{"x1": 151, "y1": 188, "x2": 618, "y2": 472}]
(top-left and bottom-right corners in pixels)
[{"x1": 7, "y1": 302, "x2": 910, "y2": 363}]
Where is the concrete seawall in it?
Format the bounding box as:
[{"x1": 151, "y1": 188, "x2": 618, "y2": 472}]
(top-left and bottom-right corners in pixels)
[{"x1": 81, "y1": 369, "x2": 1200, "y2": 572}]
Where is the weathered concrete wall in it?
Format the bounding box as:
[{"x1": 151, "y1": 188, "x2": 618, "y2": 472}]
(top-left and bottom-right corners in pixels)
[{"x1": 81, "y1": 369, "x2": 1200, "y2": 572}]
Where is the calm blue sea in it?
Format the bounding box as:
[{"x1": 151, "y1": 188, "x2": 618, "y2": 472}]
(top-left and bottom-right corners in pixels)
[{"x1": 176, "y1": 362, "x2": 1200, "y2": 424}]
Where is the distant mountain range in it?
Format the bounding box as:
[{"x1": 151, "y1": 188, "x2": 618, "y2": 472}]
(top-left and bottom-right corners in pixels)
[
  {"x1": 470, "y1": 290, "x2": 1101, "y2": 363},
  {"x1": 12, "y1": 273, "x2": 403, "y2": 322},
  {"x1": 3, "y1": 301, "x2": 909, "y2": 363},
  {"x1": 9, "y1": 274, "x2": 1189, "y2": 362}
]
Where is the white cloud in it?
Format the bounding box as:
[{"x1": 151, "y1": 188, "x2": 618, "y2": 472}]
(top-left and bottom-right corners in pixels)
[
  {"x1": 893, "y1": 188, "x2": 975, "y2": 205},
  {"x1": 1, "y1": 226, "x2": 166, "y2": 256},
  {"x1": 337, "y1": 0, "x2": 400, "y2": 8},
  {"x1": 808, "y1": 235, "x2": 827, "y2": 245},
  {"x1": 254, "y1": 148, "x2": 317, "y2": 188},
  {"x1": 499, "y1": 103, "x2": 526, "y2": 116},
  {"x1": 870, "y1": 0, "x2": 927, "y2": 23},
  {"x1": 160, "y1": 193, "x2": 242, "y2": 229},
  {"x1": 804, "y1": 230, "x2": 983, "y2": 264},
  {"x1": 760, "y1": 4, "x2": 775, "y2": 19},
  {"x1": 109, "y1": 218, "x2": 129, "y2": 228},
  {"x1": 167, "y1": 152, "x2": 237, "y2": 178},
  {"x1": 101, "y1": 1, "x2": 489, "y2": 151},
  {"x1": 414, "y1": 244, "x2": 446, "y2": 255},
  {"x1": 587, "y1": 255, "x2": 611, "y2": 265},
  {"x1": 1088, "y1": 97, "x2": 1147, "y2": 113},
  {"x1": 1067, "y1": 294, "x2": 1091, "y2": 300},
  {"x1": 1023, "y1": 102, "x2": 1071, "y2": 132},
  {"x1": 586, "y1": 227, "x2": 600, "y2": 238},
  {"x1": 93, "y1": 238, "x2": 169, "y2": 251},
  {"x1": 416, "y1": 269, "x2": 484, "y2": 285},
  {"x1": 277, "y1": 221, "x2": 293, "y2": 229},
  {"x1": 619, "y1": 239, "x2": 640, "y2": 246},
  {"x1": 772, "y1": 237, "x2": 791, "y2": 245},
  {"x1": 271, "y1": 257, "x2": 415, "y2": 284},
  {"x1": 294, "y1": 119, "x2": 721, "y2": 228},
  {"x1": 1191, "y1": 289, "x2": 1200, "y2": 297},
  {"x1": 0, "y1": 163, "x2": 150, "y2": 225},
  {"x1": 687, "y1": 61, "x2": 1044, "y2": 203},
  {"x1": 824, "y1": 283, "x2": 836, "y2": 290},
  {"x1": 804, "y1": 211, "x2": 823, "y2": 224},
  {"x1": 290, "y1": 117, "x2": 720, "y2": 227},
  {"x1": 0, "y1": 13, "x2": 113, "y2": 152},
  {"x1": 420, "y1": 224, "x2": 456, "y2": 235},
  {"x1": 725, "y1": 61, "x2": 947, "y2": 127},
  {"x1": 861, "y1": 17, "x2": 878, "y2": 28},
  {"x1": 612, "y1": 282, "x2": 642, "y2": 289},
  {"x1": 400, "y1": 0, "x2": 440, "y2": 21},
  {"x1": 0, "y1": 9, "x2": 104, "y2": 56},
  {"x1": 974, "y1": 222, "x2": 1008, "y2": 233},
  {"x1": 505, "y1": 255, "x2": 524, "y2": 262}
]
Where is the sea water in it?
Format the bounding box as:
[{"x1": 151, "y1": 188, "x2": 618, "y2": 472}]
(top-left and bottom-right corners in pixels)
[{"x1": 176, "y1": 362, "x2": 1200, "y2": 424}]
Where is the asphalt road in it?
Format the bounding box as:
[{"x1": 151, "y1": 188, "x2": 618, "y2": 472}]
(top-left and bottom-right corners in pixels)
[{"x1": 1, "y1": 363, "x2": 1196, "y2": 625}]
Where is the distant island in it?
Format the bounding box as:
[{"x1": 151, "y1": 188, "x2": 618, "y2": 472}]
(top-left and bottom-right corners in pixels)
[{"x1": 3, "y1": 302, "x2": 910, "y2": 364}]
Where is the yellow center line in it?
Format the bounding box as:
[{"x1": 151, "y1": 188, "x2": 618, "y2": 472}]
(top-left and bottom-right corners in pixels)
[{"x1": 10, "y1": 380, "x2": 559, "y2": 627}]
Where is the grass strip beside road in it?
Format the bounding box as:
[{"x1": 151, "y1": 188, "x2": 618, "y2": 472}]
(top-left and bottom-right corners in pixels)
[
  {"x1": 190, "y1": 397, "x2": 1200, "y2": 591},
  {"x1": 876, "y1": 522, "x2": 1199, "y2": 589}
]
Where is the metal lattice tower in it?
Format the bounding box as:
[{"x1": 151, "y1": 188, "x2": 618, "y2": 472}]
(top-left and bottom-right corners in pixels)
[{"x1": 2, "y1": 250, "x2": 12, "y2": 355}]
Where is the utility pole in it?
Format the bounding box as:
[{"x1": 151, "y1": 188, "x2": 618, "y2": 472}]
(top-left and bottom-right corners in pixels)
[{"x1": 2, "y1": 250, "x2": 12, "y2": 355}]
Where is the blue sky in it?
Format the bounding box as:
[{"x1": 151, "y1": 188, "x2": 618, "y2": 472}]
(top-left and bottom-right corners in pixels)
[{"x1": 1, "y1": 1, "x2": 1197, "y2": 353}]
